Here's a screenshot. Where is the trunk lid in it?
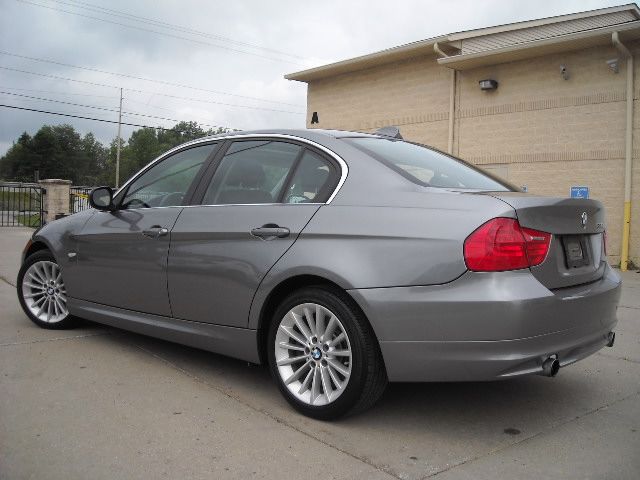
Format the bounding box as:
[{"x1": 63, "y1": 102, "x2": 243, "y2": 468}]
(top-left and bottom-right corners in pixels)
[{"x1": 481, "y1": 192, "x2": 606, "y2": 289}]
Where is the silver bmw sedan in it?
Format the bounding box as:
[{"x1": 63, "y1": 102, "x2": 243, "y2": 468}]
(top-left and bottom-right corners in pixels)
[{"x1": 17, "y1": 128, "x2": 621, "y2": 419}]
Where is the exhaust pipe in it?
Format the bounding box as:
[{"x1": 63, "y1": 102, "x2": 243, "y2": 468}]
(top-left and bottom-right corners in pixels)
[
  {"x1": 542, "y1": 356, "x2": 560, "y2": 377},
  {"x1": 606, "y1": 331, "x2": 616, "y2": 348}
]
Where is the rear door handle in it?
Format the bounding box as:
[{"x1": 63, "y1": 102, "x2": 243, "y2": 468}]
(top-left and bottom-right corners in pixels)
[
  {"x1": 142, "y1": 226, "x2": 169, "y2": 238},
  {"x1": 251, "y1": 224, "x2": 290, "y2": 239}
]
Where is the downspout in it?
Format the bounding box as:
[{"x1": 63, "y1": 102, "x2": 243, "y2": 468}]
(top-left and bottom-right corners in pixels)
[
  {"x1": 448, "y1": 69, "x2": 457, "y2": 155},
  {"x1": 612, "y1": 32, "x2": 634, "y2": 271},
  {"x1": 434, "y1": 42, "x2": 456, "y2": 155}
]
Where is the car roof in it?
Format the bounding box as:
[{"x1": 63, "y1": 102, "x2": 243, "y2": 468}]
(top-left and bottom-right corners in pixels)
[{"x1": 197, "y1": 128, "x2": 382, "y2": 142}]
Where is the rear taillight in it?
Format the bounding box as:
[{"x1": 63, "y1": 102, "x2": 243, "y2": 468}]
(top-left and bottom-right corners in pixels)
[
  {"x1": 521, "y1": 226, "x2": 552, "y2": 266},
  {"x1": 464, "y1": 218, "x2": 551, "y2": 272}
]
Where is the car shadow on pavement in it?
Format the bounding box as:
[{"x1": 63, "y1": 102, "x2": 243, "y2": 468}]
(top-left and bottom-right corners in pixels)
[{"x1": 91, "y1": 322, "x2": 612, "y2": 437}]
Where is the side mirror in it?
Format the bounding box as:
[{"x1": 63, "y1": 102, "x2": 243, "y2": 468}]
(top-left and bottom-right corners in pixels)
[{"x1": 89, "y1": 187, "x2": 115, "y2": 211}]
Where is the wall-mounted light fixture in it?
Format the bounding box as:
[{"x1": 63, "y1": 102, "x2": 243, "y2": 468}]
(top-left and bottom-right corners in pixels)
[
  {"x1": 311, "y1": 112, "x2": 319, "y2": 124},
  {"x1": 607, "y1": 58, "x2": 620, "y2": 73},
  {"x1": 560, "y1": 64, "x2": 569, "y2": 80},
  {"x1": 479, "y1": 79, "x2": 498, "y2": 91}
]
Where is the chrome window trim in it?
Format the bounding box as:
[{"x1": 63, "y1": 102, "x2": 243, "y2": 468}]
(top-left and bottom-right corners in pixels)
[
  {"x1": 114, "y1": 133, "x2": 348, "y2": 206},
  {"x1": 185, "y1": 203, "x2": 324, "y2": 208},
  {"x1": 101, "y1": 203, "x2": 324, "y2": 212}
]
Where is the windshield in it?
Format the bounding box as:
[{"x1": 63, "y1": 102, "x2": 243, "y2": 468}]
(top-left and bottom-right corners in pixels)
[{"x1": 346, "y1": 137, "x2": 515, "y2": 191}]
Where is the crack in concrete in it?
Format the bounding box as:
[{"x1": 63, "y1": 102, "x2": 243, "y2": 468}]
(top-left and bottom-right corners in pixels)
[
  {"x1": 423, "y1": 389, "x2": 640, "y2": 479},
  {"x1": 597, "y1": 351, "x2": 640, "y2": 365},
  {"x1": 0, "y1": 331, "x2": 112, "y2": 347},
  {"x1": 131, "y1": 341, "x2": 401, "y2": 480},
  {"x1": 130, "y1": 339, "x2": 640, "y2": 480},
  {"x1": 0, "y1": 274, "x2": 16, "y2": 288}
]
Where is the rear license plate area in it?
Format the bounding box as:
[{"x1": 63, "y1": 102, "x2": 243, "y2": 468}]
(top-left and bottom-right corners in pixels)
[{"x1": 562, "y1": 235, "x2": 590, "y2": 268}]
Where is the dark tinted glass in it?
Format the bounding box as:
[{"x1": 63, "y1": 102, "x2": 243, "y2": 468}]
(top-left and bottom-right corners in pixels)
[
  {"x1": 283, "y1": 151, "x2": 335, "y2": 203},
  {"x1": 346, "y1": 138, "x2": 513, "y2": 191},
  {"x1": 121, "y1": 144, "x2": 216, "y2": 209},
  {"x1": 203, "y1": 141, "x2": 301, "y2": 205}
]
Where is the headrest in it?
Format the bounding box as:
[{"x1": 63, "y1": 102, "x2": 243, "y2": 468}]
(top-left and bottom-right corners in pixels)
[{"x1": 226, "y1": 162, "x2": 265, "y2": 188}]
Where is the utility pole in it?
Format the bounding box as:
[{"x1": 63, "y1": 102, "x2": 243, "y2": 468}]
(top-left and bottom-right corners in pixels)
[{"x1": 115, "y1": 87, "x2": 123, "y2": 188}]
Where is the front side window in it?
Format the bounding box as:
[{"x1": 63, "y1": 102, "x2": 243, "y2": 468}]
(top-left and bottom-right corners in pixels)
[
  {"x1": 345, "y1": 137, "x2": 514, "y2": 191},
  {"x1": 120, "y1": 144, "x2": 216, "y2": 209},
  {"x1": 202, "y1": 141, "x2": 302, "y2": 205}
]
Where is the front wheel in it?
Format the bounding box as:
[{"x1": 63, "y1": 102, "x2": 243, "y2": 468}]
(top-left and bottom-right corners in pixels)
[
  {"x1": 17, "y1": 250, "x2": 76, "y2": 329},
  {"x1": 268, "y1": 287, "x2": 387, "y2": 420}
]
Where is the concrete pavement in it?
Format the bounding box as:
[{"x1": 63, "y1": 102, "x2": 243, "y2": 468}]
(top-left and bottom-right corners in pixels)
[{"x1": 1, "y1": 226, "x2": 639, "y2": 479}]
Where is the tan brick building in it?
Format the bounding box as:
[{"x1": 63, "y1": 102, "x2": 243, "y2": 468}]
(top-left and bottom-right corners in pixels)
[{"x1": 286, "y1": 4, "x2": 640, "y2": 268}]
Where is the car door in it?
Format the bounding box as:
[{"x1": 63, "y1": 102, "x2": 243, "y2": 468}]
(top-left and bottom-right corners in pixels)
[
  {"x1": 72, "y1": 143, "x2": 219, "y2": 316},
  {"x1": 168, "y1": 138, "x2": 340, "y2": 327}
]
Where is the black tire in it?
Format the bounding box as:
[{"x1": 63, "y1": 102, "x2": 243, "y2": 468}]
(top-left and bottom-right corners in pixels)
[
  {"x1": 267, "y1": 286, "x2": 387, "y2": 420},
  {"x1": 17, "y1": 250, "x2": 77, "y2": 330}
]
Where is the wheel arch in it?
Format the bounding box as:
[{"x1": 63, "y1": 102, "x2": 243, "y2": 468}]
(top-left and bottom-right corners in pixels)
[
  {"x1": 255, "y1": 274, "x2": 384, "y2": 368},
  {"x1": 22, "y1": 239, "x2": 52, "y2": 263}
]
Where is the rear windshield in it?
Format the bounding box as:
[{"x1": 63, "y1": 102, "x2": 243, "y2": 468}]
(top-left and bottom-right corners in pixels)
[{"x1": 345, "y1": 137, "x2": 514, "y2": 191}]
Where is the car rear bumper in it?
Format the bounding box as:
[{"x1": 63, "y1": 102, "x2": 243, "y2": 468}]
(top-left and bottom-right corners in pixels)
[{"x1": 348, "y1": 264, "x2": 621, "y2": 382}]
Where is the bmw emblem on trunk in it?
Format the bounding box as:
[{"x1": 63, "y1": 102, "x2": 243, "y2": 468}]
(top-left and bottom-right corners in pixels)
[{"x1": 581, "y1": 212, "x2": 588, "y2": 228}]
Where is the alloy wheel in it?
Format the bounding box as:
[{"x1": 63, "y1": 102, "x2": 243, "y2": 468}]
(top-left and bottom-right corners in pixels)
[
  {"x1": 21, "y1": 260, "x2": 68, "y2": 323},
  {"x1": 274, "y1": 302, "x2": 352, "y2": 406}
]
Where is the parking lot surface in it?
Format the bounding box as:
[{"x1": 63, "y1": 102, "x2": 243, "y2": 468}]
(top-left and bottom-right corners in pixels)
[{"x1": 1, "y1": 226, "x2": 639, "y2": 479}]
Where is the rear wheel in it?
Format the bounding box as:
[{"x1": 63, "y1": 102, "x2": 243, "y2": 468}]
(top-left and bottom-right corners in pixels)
[
  {"x1": 267, "y1": 286, "x2": 387, "y2": 420},
  {"x1": 17, "y1": 250, "x2": 76, "y2": 329}
]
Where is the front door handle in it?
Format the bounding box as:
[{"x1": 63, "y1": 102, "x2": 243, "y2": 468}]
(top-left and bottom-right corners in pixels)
[
  {"x1": 251, "y1": 224, "x2": 290, "y2": 240},
  {"x1": 142, "y1": 226, "x2": 169, "y2": 238}
]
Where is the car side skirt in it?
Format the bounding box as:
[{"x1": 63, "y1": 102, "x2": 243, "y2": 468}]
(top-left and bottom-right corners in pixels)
[{"x1": 68, "y1": 297, "x2": 260, "y2": 364}]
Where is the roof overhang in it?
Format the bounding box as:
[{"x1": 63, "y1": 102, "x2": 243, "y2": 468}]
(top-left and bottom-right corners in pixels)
[
  {"x1": 437, "y1": 21, "x2": 640, "y2": 70},
  {"x1": 285, "y1": 4, "x2": 640, "y2": 82},
  {"x1": 285, "y1": 37, "x2": 444, "y2": 82},
  {"x1": 446, "y1": 3, "x2": 639, "y2": 41}
]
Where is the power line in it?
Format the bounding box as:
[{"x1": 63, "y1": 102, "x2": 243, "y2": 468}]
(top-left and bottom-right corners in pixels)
[
  {"x1": 124, "y1": 97, "x2": 175, "y2": 112},
  {"x1": 2, "y1": 90, "x2": 117, "y2": 111},
  {"x1": 0, "y1": 50, "x2": 303, "y2": 107},
  {"x1": 0, "y1": 66, "x2": 305, "y2": 114},
  {"x1": 128, "y1": 91, "x2": 303, "y2": 115},
  {"x1": 1, "y1": 66, "x2": 119, "y2": 89},
  {"x1": 0, "y1": 91, "x2": 228, "y2": 129},
  {"x1": 50, "y1": 0, "x2": 305, "y2": 60},
  {"x1": 0, "y1": 85, "x2": 118, "y2": 98},
  {"x1": 15, "y1": 0, "x2": 305, "y2": 66},
  {"x1": 0, "y1": 103, "x2": 224, "y2": 132}
]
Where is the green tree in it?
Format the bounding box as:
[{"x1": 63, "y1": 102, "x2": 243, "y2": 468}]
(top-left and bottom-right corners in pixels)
[
  {"x1": 0, "y1": 132, "x2": 39, "y2": 181},
  {"x1": 0, "y1": 121, "x2": 231, "y2": 185},
  {"x1": 0, "y1": 124, "x2": 109, "y2": 184},
  {"x1": 110, "y1": 122, "x2": 230, "y2": 186}
]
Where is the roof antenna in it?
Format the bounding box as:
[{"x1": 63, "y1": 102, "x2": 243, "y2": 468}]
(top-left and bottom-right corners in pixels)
[{"x1": 375, "y1": 126, "x2": 403, "y2": 139}]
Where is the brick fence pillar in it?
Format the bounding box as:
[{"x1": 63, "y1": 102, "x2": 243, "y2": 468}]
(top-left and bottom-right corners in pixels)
[{"x1": 39, "y1": 179, "x2": 72, "y2": 224}]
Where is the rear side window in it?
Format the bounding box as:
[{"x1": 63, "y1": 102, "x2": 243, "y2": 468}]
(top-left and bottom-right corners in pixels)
[
  {"x1": 203, "y1": 141, "x2": 301, "y2": 205},
  {"x1": 346, "y1": 137, "x2": 514, "y2": 191},
  {"x1": 283, "y1": 151, "x2": 336, "y2": 203}
]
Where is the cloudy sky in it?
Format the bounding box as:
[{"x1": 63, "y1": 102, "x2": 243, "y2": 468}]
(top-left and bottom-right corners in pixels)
[{"x1": 0, "y1": 0, "x2": 628, "y2": 155}]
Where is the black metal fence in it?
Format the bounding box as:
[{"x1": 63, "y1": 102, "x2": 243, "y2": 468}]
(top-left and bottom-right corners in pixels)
[
  {"x1": 0, "y1": 183, "x2": 44, "y2": 227},
  {"x1": 69, "y1": 186, "x2": 93, "y2": 214}
]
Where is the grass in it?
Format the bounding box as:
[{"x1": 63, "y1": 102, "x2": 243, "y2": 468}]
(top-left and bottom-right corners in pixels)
[
  {"x1": 1, "y1": 187, "x2": 43, "y2": 227},
  {"x1": 0, "y1": 190, "x2": 41, "y2": 211},
  {"x1": 14, "y1": 213, "x2": 41, "y2": 228}
]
